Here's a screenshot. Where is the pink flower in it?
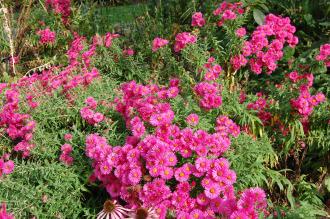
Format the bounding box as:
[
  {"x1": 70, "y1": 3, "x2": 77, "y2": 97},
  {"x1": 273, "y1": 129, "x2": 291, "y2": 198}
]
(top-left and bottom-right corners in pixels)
[
  {"x1": 2, "y1": 160, "x2": 14, "y2": 175},
  {"x1": 191, "y1": 12, "x2": 205, "y2": 27},
  {"x1": 195, "y1": 157, "x2": 210, "y2": 172},
  {"x1": 235, "y1": 27, "x2": 246, "y2": 37},
  {"x1": 315, "y1": 43, "x2": 330, "y2": 66},
  {"x1": 64, "y1": 133, "x2": 73, "y2": 141},
  {"x1": 37, "y1": 28, "x2": 56, "y2": 44},
  {"x1": 230, "y1": 211, "x2": 249, "y2": 219},
  {"x1": 186, "y1": 113, "x2": 199, "y2": 126},
  {"x1": 61, "y1": 143, "x2": 73, "y2": 153},
  {"x1": 123, "y1": 48, "x2": 135, "y2": 56},
  {"x1": 128, "y1": 168, "x2": 142, "y2": 185},
  {"x1": 288, "y1": 71, "x2": 299, "y2": 83},
  {"x1": 174, "y1": 32, "x2": 197, "y2": 52},
  {"x1": 100, "y1": 161, "x2": 112, "y2": 175},
  {"x1": 105, "y1": 32, "x2": 120, "y2": 47},
  {"x1": 230, "y1": 55, "x2": 248, "y2": 70},
  {"x1": 46, "y1": 0, "x2": 71, "y2": 24},
  {"x1": 85, "y1": 96, "x2": 98, "y2": 109},
  {"x1": 152, "y1": 37, "x2": 169, "y2": 52},
  {"x1": 160, "y1": 167, "x2": 174, "y2": 180},
  {"x1": 0, "y1": 203, "x2": 14, "y2": 219},
  {"x1": 222, "y1": 10, "x2": 236, "y2": 20},
  {"x1": 204, "y1": 183, "x2": 221, "y2": 199},
  {"x1": 174, "y1": 167, "x2": 190, "y2": 182},
  {"x1": 190, "y1": 209, "x2": 205, "y2": 218},
  {"x1": 93, "y1": 112, "x2": 104, "y2": 123}
]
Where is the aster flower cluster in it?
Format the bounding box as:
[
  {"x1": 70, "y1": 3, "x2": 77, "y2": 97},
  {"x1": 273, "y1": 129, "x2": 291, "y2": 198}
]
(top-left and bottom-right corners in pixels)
[
  {"x1": 45, "y1": 0, "x2": 71, "y2": 24},
  {"x1": 315, "y1": 43, "x2": 330, "y2": 67},
  {"x1": 285, "y1": 71, "x2": 326, "y2": 117},
  {"x1": 0, "y1": 87, "x2": 36, "y2": 157},
  {"x1": 213, "y1": 2, "x2": 245, "y2": 26},
  {"x1": 232, "y1": 14, "x2": 298, "y2": 74},
  {"x1": 80, "y1": 97, "x2": 105, "y2": 125},
  {"x1": 202, "y1": 57, "x2": 223, "y2": 81},
  {"x1": 105, "y1": 33, "x2": 120, "y2": 48},
  {"x1": 174, "y1": 32, "x2": 197, "y2": 53},
  {"x1": 85, "y1": 78, "x2": 267, "y2": 218},
  {"x1": 152, "y1": 37, "x2": 169, "y2": 52},
  {"x1": 36, "y1": 28, "x2": 56, "y2": 44},
  {"x1": 246, "y1": 93, "x2": 272, "y2": 125},
  {"x1": 0, "y1": 32, "x2": 102, "y2": 174},
  {"x1": 194, "y1": 82, "x2": 222, "y2": 110},
  {"x1": 191, "y1": 12, "x2": 205, "y2": 27},
  {"x1": 60, "y1": 142, "x2": 73, "y2": 166},
  {"x1": 291, "y1": 85, "x2": 325, "y2": 117}
]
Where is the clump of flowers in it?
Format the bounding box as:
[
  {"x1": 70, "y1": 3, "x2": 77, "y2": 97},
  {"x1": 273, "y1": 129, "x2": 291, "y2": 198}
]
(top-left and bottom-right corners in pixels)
[
  {"x1": 315, "y1": 43, "x2": 330, "y2": 67},
  {"x1": 105, "y1": 32, "x2": 120, "y2": 48},
  {"x1": 234, "y1": 14, "x2": 298, "y2": 74},
  {"x1": 85, "y1": 80, "x2": 267, "y2": 218},
  {"x1": 123, "y1": 48, "x2": 135, "y2": 56},
  {"x1": 0, "y1": 32, "x2": 101, "y2": 171},
  {"x1": 152, "y1": 37, "x2": 169, "y2": 52},
  {"x1": 191, "y1": 12, "x2": 205, "y2": 27},
  {"x1": 202, "y1": 57, "x2": 223, "y2": 81},
  {"x1": 46, "y1": 0, "x2": 71, "y2": 24},
  {"x1": 194, "y1": 82, "x2": 223, "y2": 110},
  {"x1": 213, "y1": 2, "x2": 245, "y2": 26},
  {"x1": 36, "y1": 28, "x2": 56, "y2": 44},
  {"x1": 174, "y1": 32, "x2": 197, "y2": 52},
  {"x1": 247, "y1": 93, "x2": 272, "y2": 125},
  {"x1": 291, "y1": 85, "x2": 325, "y2": 117},
  {"x1": 59, "y1": 143, "x2": 73, "y2": 166},
  {"x1": 80, "y1": 96, "x2": 105, "y2": 125}
]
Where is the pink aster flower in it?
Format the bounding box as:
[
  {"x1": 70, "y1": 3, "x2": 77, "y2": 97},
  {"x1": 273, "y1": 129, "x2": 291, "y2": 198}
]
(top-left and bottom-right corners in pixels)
[
  {"x1": 191, "y1": 12, "x2": 205, "y2": 27},
  {"x1": 174, "y1": 167, "x2": 190, "y2": 182},
  {"x1": 152, "y1": 37, "x2": 169, "y2": 52},
  {"x1": 123, "y1": 48, "x2": 135, "y2": 56},
  {"x1": 37, "y1": 27, "x2": 56, "y2": 44},
  {"x1": 2, "y1": 160, "x2": 14, "y2": 175},
  {"x1": 195, "y1": 157, "x2": 210, "y2": 172},
  {"x1": 64, "y1": 133, "x2": 73, "y2": 141},
  {"x1": 222, "y1": 10, "x2": 236, "y2": 20},
  {"x1": 204, "y1": 183, "x2": 221, "y2": 199},
  {"x1": 174, "y1": 32, "x2": 197, "y2": 52},
  {"x1": 160, "y1": 167, "x2": 174, "y2": 180},
  {"x1": 190, "y1": 209, "x2": 205, "y2": 218},
  {"x1": 85, "y1": 96, "x2": 98, "y2": 109},
  {"x1": 93, "y1": 112, "x2": 104, "y2": 123},
  {"x1": 235, "y1": 27, "x2": 246, "y2": 37},
  {"x1": 186, "y1": 113, "x2": 199, "y2": 126},
  {"x1": 128, "y1": 168, "x2": 142, "y2": 185}
]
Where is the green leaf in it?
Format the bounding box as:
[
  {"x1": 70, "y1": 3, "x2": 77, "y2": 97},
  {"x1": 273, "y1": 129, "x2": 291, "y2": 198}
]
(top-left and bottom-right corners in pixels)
[
  {"x1": 319, "y1": 22, "x2": 330, "y2": 27},
  {"x1": 253, "y1": 9, "x2": 265, "y2": 25},
  {"x1": 325, "y1": 176, "x2": 330, "y2": 192},
  {"x1": 283, "y1": 46, "x2": 295, "y2": 61}
]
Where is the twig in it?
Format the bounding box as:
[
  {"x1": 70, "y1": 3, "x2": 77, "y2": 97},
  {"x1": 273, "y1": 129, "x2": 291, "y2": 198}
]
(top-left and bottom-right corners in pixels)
[
  {"x1": 0, "y1": 3, "x2": 16, "y2": 75},
  {"x1": 24, "y1": 61, "x2": 52, "y2": 76}
]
